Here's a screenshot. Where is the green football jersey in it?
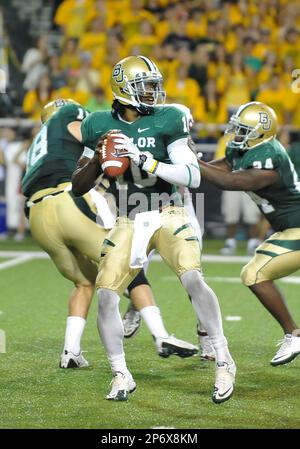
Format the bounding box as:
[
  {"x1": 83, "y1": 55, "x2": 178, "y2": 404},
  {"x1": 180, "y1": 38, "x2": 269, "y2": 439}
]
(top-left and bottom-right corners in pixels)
[
  {"x1": 22, "y1": 104, "x2": 89, "y2": 197},
  {"x1": 225, "y1": 138, "x2": 300, "y2": 231},
  {"x1": 80, "y1": 104, "x2": 190, "y2": 215}
]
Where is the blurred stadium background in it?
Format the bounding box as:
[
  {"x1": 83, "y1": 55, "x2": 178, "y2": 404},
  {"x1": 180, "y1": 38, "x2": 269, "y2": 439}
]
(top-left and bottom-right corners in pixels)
[{"x1": 0, "y1": 0, "x2": 300, "y2": 246}]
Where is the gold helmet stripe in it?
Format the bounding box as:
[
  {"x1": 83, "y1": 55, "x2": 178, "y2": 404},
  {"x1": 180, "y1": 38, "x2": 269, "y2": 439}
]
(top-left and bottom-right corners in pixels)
[
  {"x1": 138, "y1": 55, "x2": 157, "y2": 72},
  {"x1": 236, "y1": 101, "x2": 259, "y2": 117}
]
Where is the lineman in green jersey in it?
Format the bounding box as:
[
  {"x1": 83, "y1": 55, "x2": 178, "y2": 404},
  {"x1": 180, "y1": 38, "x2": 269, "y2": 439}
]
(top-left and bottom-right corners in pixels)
[
  {"x1": 23, "y1": 99, "x2": 197, "y2": 370},
  {"x1": 71, "y1": 55, "x2": 236, "y2": 404},
  {"x1": 22, "y1": 99, "x2": 104, "y2": 368},
  {"x1": 198, "y1": 101, "x2": 300, "y2": 367}
]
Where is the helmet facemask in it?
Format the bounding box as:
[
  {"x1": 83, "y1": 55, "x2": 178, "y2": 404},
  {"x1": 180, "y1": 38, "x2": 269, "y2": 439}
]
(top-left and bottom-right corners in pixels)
[
  {"x1": 123, "y1": 71, "x2": 166, "y2": 115},
  {"x1": 225, "y1": 115, "x2": 262, "y2": 151}
]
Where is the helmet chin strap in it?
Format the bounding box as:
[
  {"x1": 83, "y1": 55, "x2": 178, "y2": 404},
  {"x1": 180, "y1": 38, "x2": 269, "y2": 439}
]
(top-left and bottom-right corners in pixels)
[
  {"x1": 116, "y1": 89, "x2": 153, "y2": 113},
  {"x1": 231, "y1": 140, "x2": 248, "y2": 151},
  {"x1": 112, "y1": 98, "x2": 153, "y2": 117},
  {"x1": 136, "y1": 104, "x2": 153, "y2": 115}
]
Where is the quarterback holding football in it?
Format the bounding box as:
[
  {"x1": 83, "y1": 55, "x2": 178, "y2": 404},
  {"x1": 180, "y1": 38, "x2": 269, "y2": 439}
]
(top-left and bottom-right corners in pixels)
[{"x1": 71, "y1": 55, "x2": 236, "y2": 404}]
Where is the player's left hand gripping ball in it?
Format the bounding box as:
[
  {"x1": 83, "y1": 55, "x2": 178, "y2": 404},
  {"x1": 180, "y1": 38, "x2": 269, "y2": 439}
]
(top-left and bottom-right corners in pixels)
[{"x1": 98, "y1": 130, "x2": 130, "y2": 178}]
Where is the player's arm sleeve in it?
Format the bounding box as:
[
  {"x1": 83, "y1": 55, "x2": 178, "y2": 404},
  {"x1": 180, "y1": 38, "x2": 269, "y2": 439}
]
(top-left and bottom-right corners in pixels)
[{"x1": 142, "y1": 137, "x2": 201, "y2": 188}]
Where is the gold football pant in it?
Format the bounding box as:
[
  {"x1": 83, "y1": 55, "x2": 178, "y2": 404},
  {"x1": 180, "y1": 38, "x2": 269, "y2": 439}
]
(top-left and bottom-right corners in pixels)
[
  {"x1": 29, "y1": 183, "x2": 108, "y2": 286},
  {"x1": 241, "y1": 228, "x2": 300, "y2": 286},
  {"x1": 96, "y1": 206, "x2": 202, "y2": 294}
]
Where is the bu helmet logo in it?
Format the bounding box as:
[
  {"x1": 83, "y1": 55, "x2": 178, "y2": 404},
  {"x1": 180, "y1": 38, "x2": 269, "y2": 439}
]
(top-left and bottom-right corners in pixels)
[
  {"x1": 54, "y1": 99, "x2": 67, "y2": 107},
  {"x1": 112, "y1": 64, "x2": 124, "y2": 83},
  {"x1": 259, "y1": 112, "x2": 272, "y2": 130}
]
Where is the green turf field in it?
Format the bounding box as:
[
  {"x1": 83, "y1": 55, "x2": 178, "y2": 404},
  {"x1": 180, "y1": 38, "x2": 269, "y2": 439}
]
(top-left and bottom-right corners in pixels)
[{"x1": 0, "y1": 238, "x2": 300, "y2": 429}]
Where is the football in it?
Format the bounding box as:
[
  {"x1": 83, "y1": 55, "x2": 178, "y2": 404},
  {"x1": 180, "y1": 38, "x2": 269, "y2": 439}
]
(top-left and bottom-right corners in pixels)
[{"x1": 98, "y1": 132, "x2": 130, "y2": 178}]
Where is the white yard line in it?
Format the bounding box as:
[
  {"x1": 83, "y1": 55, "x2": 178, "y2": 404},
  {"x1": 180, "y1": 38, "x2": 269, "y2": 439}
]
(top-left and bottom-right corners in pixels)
[
  {"x1": 203, "y1": 254, "x2": 251, "y2": 263},
  {"x1": 279, "y1": 276, "x2": 300, "y2": 284},
  {"x1": 151, "y1": 253, "x2": 251, "y2": 263},
  {"x1": 1, "y1": 251, "x2": 300, "y2": 284},
  {"x1": 0, "y1": 251, "x2": 49, "y2": 258},
  {"x1": 163, "y1": 275, "x2": 241, "y2": 282},
  {"x1": 0, "y1": 251, "x2": 49, "y2": 271},
  {"x1": 0, "y1": 250, "x2": 249, "y2": 263},
  {"x1": 206, "y1": 276, "x2": 241, "y2": 283},
  {"x1": 0, "y1": 255, "x2": 37, "y2": 271},
  {"x1": 163, "y1": 275, "x2": 300, "y2": 285}
]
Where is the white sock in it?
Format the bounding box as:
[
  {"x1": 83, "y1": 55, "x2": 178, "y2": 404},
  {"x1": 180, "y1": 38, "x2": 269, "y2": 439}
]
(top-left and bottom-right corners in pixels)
[
  {"x1": 225, "y1": 238, "x2": 236, "y2": 248},
  {"x1": 210, "y1": 335, "x2": 234, "y2": 364},
  {"x1": 140, "y1": 306, "x2": 169, "y2": 339},
  {"x1": 97, "y1": 288, "x2": 128, "y2": 373},
  {"x1": 63, "y1": 316, "x2": 86, "y2": 355},
  {"x1": 247, "y1": 238, "x2": 261, "y2": 249},
  {"x1": 109, "y1": 353, "x2": 132, "y2": 377},
  {"x1": 180, "y1": 270, "x2": 233, "y2": 364}
]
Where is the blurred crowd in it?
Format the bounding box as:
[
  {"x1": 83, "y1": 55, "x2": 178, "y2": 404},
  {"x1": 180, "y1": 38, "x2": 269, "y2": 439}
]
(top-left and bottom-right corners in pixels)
[{"x1": 20, "y1": 0, "x2": 300, "y2": 132}]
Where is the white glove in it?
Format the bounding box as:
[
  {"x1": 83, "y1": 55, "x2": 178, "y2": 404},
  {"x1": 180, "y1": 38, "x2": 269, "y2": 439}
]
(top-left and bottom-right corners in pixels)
[
  {"x1": 197, "y1": 152, "x2": 203, "y2": 160},
  {"x1": 111, "y1": 133, "x2": 141, "y2": 165}
]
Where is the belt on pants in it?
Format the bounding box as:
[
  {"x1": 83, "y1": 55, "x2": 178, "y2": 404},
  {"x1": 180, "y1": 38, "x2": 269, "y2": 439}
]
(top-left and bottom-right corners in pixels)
[{"x1": 26, "y1": 189, "x2": 66, "y2": 207}]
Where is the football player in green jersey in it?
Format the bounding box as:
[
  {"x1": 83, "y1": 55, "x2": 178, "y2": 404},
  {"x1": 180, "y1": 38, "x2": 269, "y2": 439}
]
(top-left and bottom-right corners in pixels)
[
  {"x1": 198, "y1": 101, "x2": 300, "y2": 366},
  {"x1": 71, "y1": 55, "x2": 236, "y2": 403},
  {"x1": 23, "y1": 98, "x2": 198, "y2": 370},
  {"x1": 23, "y1": 98, "x2": 104, "y2": 369}
]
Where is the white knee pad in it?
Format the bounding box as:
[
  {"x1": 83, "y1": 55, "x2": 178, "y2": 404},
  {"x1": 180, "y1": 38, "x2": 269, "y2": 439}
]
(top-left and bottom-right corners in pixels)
[{"x1": 180, "y1": 270, "x2": 204, "y2": 296}]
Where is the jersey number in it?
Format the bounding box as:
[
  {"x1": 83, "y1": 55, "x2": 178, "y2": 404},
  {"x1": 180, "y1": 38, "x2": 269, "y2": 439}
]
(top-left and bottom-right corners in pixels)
[
  {"x1": 252, "y1": 158, "x2": 273, "y2": 169},
  {"x1": 27, "y1": 126, "x2": 48, "y2": 169},
  {"x1": 116, "y1": 152, "x2": 157, "y2": 188}
]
